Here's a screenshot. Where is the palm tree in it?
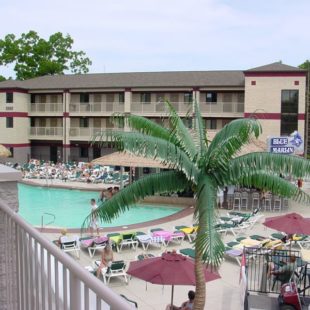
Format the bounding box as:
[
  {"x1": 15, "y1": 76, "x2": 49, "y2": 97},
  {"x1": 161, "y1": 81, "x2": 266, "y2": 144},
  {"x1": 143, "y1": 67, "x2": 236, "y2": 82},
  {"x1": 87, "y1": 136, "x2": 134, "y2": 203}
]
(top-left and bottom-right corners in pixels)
[{"x1": 85, "y1": 101, "x2": 310, "y2": 310}]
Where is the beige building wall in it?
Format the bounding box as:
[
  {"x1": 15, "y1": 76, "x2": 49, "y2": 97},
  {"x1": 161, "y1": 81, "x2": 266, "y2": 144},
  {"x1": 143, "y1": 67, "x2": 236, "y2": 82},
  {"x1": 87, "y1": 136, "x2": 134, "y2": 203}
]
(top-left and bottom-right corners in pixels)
[{"x1": 244, "y1": 76, "x2": 306, "y2": 114}]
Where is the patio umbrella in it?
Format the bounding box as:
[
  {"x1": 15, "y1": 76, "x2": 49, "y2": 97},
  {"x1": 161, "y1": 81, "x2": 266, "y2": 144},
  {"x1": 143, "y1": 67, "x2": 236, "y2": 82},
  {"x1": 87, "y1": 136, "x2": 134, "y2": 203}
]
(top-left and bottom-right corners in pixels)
[
  {"x1": 263, "y1": 212, "x2": 310, "y2": 235},
  {"x1": 127, "y1": 252, "x2": 220, "y2": 307},
  {"x1": 0, "y1": 144, "x2": 11, "y2": 158}
]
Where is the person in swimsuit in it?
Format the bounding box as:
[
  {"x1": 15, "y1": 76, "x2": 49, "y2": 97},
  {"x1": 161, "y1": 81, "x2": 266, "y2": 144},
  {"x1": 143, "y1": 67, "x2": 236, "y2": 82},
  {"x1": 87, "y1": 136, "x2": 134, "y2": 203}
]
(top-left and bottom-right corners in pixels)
[
  {"x1": 166, "y1": 290, "x2": 195, "y2": 310},
  {"x1": 96, "y1": 244, "x2": 114, "y2": 278}
]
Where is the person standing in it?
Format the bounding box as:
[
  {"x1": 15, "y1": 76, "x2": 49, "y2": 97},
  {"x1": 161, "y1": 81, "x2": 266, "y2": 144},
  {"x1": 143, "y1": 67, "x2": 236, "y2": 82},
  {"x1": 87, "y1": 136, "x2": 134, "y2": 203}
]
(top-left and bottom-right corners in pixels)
[{"x1": 90, "y1": 198, "x2": 99, "y2": 236}]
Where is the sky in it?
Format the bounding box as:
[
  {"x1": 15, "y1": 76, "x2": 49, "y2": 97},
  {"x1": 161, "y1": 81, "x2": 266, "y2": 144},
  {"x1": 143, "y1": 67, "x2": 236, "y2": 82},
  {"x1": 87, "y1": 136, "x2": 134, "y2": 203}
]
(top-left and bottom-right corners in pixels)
[{"x1": 0, "y1": 0, "x2": 309, "y2": 78}]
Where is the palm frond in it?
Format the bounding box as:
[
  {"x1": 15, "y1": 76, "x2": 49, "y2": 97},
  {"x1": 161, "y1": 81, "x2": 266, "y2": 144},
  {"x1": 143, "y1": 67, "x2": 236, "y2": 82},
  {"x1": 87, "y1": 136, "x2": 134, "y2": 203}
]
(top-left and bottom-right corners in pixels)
[
  {"x1": 82, "y1": 171, "x2": 189, "y2": 230},
  {"x1": 206, "y1": 118, "x2": 262, "y2": 170},
  {"x1": 228, "y1": 152, "x2": 310, "y2": 181},
  {"x1": 193, "y1": 101, "x2": 207, "y2": 158},
  {"x1": 194, "y1": 175, "x2": 225, "y2": 267},
  {"x1": 93, "y1": 130, "x2": 199, "y2": 182},
  {"x1": 111, "y1": 113, "x2": 178, "y2": 144},
  {"x1": 165, "y1": 100, "x2": 198, "y2": 161},
  {"x1": 229, "y1": 170, "x2": 310, "y2": 204}
]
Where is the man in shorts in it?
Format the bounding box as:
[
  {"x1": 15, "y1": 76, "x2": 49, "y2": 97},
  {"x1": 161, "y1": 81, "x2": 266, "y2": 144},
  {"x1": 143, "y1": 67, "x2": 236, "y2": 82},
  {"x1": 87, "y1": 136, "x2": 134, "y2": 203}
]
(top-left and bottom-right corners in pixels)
[{"x1": 90, "y1": 198, "x2": 99, "y2": 236}]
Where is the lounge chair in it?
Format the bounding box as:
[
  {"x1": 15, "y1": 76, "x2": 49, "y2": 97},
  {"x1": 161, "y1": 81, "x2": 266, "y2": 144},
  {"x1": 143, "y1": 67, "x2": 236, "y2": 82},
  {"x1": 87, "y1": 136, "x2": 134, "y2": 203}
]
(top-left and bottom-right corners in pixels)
[
  {"x1": 176, "y1": 226, "x2": 197, "y2": 242},
  {"x1": 101, "y1": 260, "x2": 128, "y2": 284},
  {"x1": 136, "y1": 253, "x2": 155, "y2": 260},
  {"x1": 136, "y1": 234, "x2": 165, "y2": 250},
  {"x1": 59, "y1": 235, "x2": 80, "y2": 259},
  {"x1": 179, "y1": 248, "x2": 195, "y2": 259},
  {"x1": 107, "y1": 233, "x2": 122, "y2": 252},
  {"x1": 119, "y1": 232, "x2": 138, "y2": 252},
  {"x1": 80, "y1": 236, "x2": 109, "y2": 257}
]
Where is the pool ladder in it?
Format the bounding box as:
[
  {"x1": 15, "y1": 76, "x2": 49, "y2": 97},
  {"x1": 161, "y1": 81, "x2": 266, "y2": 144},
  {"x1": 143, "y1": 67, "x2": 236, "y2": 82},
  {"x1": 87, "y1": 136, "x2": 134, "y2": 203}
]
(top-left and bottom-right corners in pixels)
[{"x1": 41, "y1": 212, "x2": 56, "y2": 231}]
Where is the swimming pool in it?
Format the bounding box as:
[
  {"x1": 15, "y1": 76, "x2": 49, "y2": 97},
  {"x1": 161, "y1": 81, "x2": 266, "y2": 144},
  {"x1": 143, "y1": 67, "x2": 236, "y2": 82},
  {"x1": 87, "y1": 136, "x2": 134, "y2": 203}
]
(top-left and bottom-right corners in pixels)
[{"x1": 18, "y1": 183, "x2": 182, "y2": 228}]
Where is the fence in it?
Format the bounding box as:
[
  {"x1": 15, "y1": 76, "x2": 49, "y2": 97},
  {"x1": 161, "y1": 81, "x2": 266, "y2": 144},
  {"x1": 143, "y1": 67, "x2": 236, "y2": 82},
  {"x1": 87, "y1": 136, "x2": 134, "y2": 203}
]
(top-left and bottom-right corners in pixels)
[
  {"x1": 245, "y1": 247, "x2": 303, "y2": 295},
  {"x1": 0, "y1": 200, "x2": 133, "y2": 310}
]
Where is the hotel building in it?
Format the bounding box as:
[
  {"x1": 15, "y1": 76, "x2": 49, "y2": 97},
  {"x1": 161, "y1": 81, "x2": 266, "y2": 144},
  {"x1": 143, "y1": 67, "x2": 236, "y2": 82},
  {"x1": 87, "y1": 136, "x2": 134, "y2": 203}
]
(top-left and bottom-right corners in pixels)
[{"x1": 0, "y1": 62, "x2": 307, "y2": 163}]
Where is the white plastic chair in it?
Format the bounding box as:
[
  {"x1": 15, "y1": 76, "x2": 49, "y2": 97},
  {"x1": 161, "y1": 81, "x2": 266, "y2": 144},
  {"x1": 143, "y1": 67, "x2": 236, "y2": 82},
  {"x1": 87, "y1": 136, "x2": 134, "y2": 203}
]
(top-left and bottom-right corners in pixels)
[
  {"x1": 233, "y1": 193, "x2": 241, "y2": 211},
  {"x1": 60, "y1": 235, "x2": 80, "y2": 259},
  {"x1": 273, "y1": 196, "x2": 282, "y2": 212}
]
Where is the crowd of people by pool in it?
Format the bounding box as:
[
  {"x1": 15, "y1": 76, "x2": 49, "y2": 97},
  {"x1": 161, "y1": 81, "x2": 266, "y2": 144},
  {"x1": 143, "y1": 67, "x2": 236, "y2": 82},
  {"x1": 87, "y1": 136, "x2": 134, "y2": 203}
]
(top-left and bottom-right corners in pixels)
[{"x1": 4, "y1": 159, "x2": 130, "y2": 184}]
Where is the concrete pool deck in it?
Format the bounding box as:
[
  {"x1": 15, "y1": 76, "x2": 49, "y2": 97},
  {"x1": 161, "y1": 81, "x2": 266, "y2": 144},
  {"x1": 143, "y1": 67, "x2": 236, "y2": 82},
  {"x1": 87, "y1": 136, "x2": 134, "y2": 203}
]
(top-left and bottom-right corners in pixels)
[{"x1": 28, "y1": 179, "x2": 310, "y2": 309}]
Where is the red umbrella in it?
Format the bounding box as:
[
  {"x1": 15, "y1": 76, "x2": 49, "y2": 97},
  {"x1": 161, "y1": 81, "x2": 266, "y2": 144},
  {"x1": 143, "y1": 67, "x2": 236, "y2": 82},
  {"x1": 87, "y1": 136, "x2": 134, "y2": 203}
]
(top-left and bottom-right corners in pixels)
[
  {"x1": 127, "y1": 252, "x2": 220, "y2": 307},
  {"x1": 263, "y1": 212, "x2": 310, "y2": 235}
]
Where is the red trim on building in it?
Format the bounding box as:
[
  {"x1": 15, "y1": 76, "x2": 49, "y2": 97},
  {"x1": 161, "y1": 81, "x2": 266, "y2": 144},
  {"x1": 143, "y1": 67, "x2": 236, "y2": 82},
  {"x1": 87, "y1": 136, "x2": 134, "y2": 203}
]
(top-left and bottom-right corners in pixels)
[
  {"x1": 244, "y1": 112, "x2": 281, "y2": 119},
  {"x1": 124, "y1": 88, "x2": 131, "y2": 92},
  {"x1": 244, "y1": 72, "x2": 306, "y2": 77},
  {"x1": 298, "y1": 114, "x2": 305, "y2": 120},
  {"x1": 2, "y1": 143, "x2": 30, "y2": 147},
  {"x1": 251, "y1": 81, "x2": 256, "y2": 85},
  {"x1": 192, "y1": 87, "x2": 200, "y2": 91},
  {"x1": 63, "y1": 144, "x2": 71, "y2": 148},
  {"x1": 0, "y1": 88, "x2": 28, "y2": 93},
  {"x1": 63, "y1": 112, "x2": 70, "y2": 117},
  {"x1": 294, "y1": 81, "x2": 300, "y2": 85},
  {"x1": 0, "y1": 112, "x2": 28, "y2": 117},
  {"x1": 244, "y1": 113, "x2": 305, "y2": 120}
]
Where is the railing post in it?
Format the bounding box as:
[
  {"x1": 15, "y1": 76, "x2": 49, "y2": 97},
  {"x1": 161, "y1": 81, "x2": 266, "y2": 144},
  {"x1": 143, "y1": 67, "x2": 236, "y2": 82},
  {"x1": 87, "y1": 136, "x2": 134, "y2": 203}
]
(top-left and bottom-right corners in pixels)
[{"x1": 70, "y1": 273, "x2": 81, "y2": 310}]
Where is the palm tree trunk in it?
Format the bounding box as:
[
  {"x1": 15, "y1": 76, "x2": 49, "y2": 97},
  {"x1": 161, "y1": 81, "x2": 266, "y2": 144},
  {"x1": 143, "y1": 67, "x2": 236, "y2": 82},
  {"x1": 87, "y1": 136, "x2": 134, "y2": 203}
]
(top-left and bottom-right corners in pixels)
[{"x1": 193, "y1": 251, "x2": 206, "y2": 310}]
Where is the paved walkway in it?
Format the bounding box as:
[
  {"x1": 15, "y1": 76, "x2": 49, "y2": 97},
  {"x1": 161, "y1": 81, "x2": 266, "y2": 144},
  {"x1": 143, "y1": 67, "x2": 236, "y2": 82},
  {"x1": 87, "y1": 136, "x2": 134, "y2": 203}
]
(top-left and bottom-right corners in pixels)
[{"x1": 31, "y1": 179, "x2": 310, "y2": 310}]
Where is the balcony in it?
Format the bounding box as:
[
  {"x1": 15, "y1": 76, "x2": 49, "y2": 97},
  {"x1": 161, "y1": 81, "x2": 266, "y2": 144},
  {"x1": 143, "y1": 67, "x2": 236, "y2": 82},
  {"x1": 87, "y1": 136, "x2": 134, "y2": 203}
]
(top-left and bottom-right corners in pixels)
[
  {"x1": 131, "y1": 101, "x2": 192, "y2": 116},
  {"x1": 30, "y1": 127, "x2": 63, "y2": 140},
  {"x1": 69, "y1": 102, "x2": 125, "y2": 115},
  {"x1": 0, "y1": 200, "x2": 132, "y2": 310},
  {"x1": 199, "y1": 101, "x2": 244, "y2": 117},
  {"x1": 29, "y1": 103, "x2": 63, "y2": 116},
  {"x1": 69, "y1": 127, "x2": 124, "y2": 141}
]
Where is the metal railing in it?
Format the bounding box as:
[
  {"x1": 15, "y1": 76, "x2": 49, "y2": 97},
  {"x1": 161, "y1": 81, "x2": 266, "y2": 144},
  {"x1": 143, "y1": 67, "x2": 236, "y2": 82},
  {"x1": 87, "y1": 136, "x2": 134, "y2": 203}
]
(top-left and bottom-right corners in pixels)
[
  {"x1": 41, "y1": 213, "x2": 56, "y2": 230},
  {"x1": 30, "y1": 127, "x2": 63, "y2": 137},
  {"x1": 0, "y1": 200, "x2": 132, "y2": 310},
  {"x1": 30, "y1": 103, "x2": 63, "y2": 113},
  {"x1": 199, "y1": 101, "x2": 244, "y2": 114},
  {"x1": 69, "y1": 127, "x2": 124, "y2": 138},
  {"x1": 131, "y1": 101, "x2": 192, "y2": 114},
  {"x1": 245, "y1": 247, "x2": 301, "y2": 294},
  {"x1": 69, "y1": 102, "x2": 124, "y2": 113}
]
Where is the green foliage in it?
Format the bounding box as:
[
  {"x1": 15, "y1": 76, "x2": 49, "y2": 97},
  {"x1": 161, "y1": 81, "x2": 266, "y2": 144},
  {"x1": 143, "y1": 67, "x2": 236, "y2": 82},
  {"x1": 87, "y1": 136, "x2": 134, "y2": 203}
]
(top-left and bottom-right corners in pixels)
[
  {"x1": 0, "y1": 75, "x2": 5, "y2": 82},
  {"x1": 299, "y1": 60, "x2": 310, "y2": 70},
  {"x1": 0, "y1": 31, "x2": 92, "y2": 80}
]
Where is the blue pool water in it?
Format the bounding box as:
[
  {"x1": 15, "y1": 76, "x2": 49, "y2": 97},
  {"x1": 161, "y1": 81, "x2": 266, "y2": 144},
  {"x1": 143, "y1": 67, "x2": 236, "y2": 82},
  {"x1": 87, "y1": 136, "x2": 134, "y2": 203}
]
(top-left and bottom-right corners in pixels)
[{"x1": 18, "y1": 183, "x2": 182, "y2": 228}]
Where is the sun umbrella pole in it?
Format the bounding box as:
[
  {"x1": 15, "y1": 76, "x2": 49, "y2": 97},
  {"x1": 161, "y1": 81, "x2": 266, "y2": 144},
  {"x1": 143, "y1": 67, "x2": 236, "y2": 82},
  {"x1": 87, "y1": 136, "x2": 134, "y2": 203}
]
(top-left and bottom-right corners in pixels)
[
  {"x1": 170, "y1": 285, "x2": 174, "y2": 309},
  {"x1": 120, "y1": 166, "x2": 124, "y2": 189}
]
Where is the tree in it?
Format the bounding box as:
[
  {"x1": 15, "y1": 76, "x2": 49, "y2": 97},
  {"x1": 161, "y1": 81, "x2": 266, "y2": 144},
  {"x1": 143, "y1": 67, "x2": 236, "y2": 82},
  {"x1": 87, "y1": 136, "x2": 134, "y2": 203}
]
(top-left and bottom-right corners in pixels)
[
  {"x1": 0, "y1": 75, "x2": 5, "y2": 82},
  {"x1": 85, "y1": 102, "x2": 310, "y2": 309},
  {"x1": 0, "y1": 31, "x2": 92, "y2": 80},
  {"x1": 299, "y1": 60, "x2": 310, "y2": 70}
]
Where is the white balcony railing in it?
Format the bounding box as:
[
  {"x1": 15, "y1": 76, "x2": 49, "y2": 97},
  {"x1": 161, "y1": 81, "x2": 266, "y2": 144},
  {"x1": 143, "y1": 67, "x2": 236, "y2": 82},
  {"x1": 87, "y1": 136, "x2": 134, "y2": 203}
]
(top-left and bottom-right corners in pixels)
[
  {"x1": 30, "y1": 103, "x2": 63, "y2": 113},
  {"x1": 69, "y1": 127, "x2": 123, "y2": 138},
  {"x1": 199, "y1": 101, "x2": 244, "y2": 114},
  {"x1": 30, "y1": 127, "x2": 63, "y2": 137},
  {"x1": 131, "y1": 101, "x2": 192, "y2": 114},
  {"x1": 69, "y1": 102, "x2": 124, "y2": 113},
  {"x1": 0, "y1": 200, "x2": 132, "y2": 310}
]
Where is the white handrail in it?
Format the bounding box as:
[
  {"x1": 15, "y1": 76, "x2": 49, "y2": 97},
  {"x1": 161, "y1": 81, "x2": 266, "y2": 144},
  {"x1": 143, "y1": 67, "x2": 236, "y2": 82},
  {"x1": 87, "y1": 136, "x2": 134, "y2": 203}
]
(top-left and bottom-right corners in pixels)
[{"x1": 0, "y1": 200, "x2": 133, "y2": 310}]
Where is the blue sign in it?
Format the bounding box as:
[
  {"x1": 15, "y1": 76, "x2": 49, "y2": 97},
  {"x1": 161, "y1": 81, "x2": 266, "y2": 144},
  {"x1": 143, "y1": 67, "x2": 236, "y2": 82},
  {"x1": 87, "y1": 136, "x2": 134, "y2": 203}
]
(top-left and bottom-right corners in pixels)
[{"x1": 268, "y1": 131, "x2": 304, "y2": 155}]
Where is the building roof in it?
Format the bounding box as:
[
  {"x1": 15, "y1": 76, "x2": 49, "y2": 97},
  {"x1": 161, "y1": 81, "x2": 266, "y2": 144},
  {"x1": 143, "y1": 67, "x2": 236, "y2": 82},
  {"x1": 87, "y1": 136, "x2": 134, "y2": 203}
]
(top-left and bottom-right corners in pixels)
[
  {"x1": 246, "y1": 62, "x2": 305, "y2": 72},
  {"x1": 0, "y1": 71, "x2": 245, "y2": 90}
]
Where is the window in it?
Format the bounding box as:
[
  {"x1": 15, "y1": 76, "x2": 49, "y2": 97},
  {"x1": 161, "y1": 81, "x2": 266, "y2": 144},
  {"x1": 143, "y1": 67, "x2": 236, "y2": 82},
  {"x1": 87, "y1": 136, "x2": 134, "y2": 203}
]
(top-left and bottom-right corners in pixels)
[
  {"x1": 30, "y1": 118, "x2": 35, "y2": 127},
  {"x1": 80, "y1": 93, "x2": 89, "y2": 103},
  {"x1": 206, "y1": 119, "x2": 217, "y2": 130},
  {"x1": 6, "y1": 117, "x2": 13, "y2": 128},
  {"x1": 182, "y1": 118, "x2": 192, "y2": 129},
  {"x1": 40, "y1": 95, "x2": 46, "y2": 103},
  {"x1": 39, "y1": 118, "x2": 46, "y2": 127},
  {"x1": 8, "y1": 147, "x2": 13, "y2": 158},
  {"x1": 80, "y1": 146, "x2": 89, "y2": 158},
  {"x1": 222, "y1": 93, "x2": 233, "y2": 102},
  {"x1": 140, "y1": 93, "x2": 151, "y2": 103},
  {"x1": 206, "y1": 92, "x2": 217, "y2": 103},
  {"x1": 50, "y1": 94, "x2": 58, "y2": 103},
  {"x1": 183, "y1": 92, "x2": 193, "y2": 103},
  {"x1": 6, "y1": 93, "x2": 13, "y2": 103},
  {"x1": 80, "y1": 118, "x2": 89, "y2": 128},
  {"x1": 281, "y1": 90, "x2": 299, "y2": 135},
  {"x1": 118, "y1": 93, "x2": 125, "y2": 103},
  {"x1": 30, "y1": 94, "x2": 36, "y2": 103}
]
